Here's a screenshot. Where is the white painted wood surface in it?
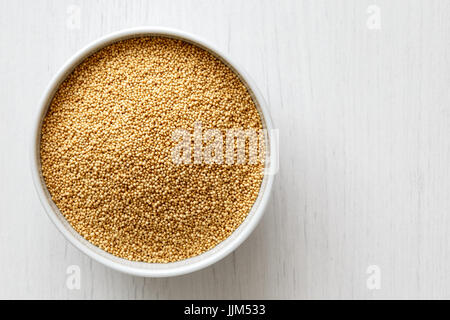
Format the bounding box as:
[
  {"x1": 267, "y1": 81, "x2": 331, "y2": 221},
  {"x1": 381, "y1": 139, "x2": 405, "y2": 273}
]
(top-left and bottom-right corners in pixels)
[{"x1": 1, "y1": 0, "x2": 450, "y2": 299}]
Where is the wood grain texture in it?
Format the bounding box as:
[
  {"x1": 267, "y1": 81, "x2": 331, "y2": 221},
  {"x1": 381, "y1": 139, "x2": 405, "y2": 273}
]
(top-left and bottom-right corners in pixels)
[{"x1": 1, "y1": 0, "x2": 450, "y2": 299}]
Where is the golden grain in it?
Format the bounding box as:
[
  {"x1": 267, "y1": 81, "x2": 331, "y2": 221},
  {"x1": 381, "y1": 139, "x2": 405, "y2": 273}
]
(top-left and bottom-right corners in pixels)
[{"x1": 40, "y1": 37, "x2": 264, "y2": 263}]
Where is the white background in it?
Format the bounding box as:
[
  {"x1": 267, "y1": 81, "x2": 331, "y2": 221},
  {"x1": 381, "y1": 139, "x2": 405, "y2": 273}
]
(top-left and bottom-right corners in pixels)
[{"x1": 1, "y1": 0, "x2": 450, "y2": 299}]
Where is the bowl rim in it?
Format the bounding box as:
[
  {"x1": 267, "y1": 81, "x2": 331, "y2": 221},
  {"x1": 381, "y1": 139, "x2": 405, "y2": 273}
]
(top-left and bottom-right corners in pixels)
[{"x1": 30, "y1": 26, "x2": 276, "y2": 277}]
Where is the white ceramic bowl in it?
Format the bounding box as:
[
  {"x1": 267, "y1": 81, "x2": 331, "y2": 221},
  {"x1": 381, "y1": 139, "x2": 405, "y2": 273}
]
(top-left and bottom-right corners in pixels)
[{"x1": 30, "y1": 27, "x2": 276, "y2": 277}]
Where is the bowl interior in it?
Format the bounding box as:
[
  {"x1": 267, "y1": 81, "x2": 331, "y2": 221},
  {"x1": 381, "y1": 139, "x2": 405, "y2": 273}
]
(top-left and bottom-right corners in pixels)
[{"x1": 32, "y1": 28, "x2": 274, "y2": 277}]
